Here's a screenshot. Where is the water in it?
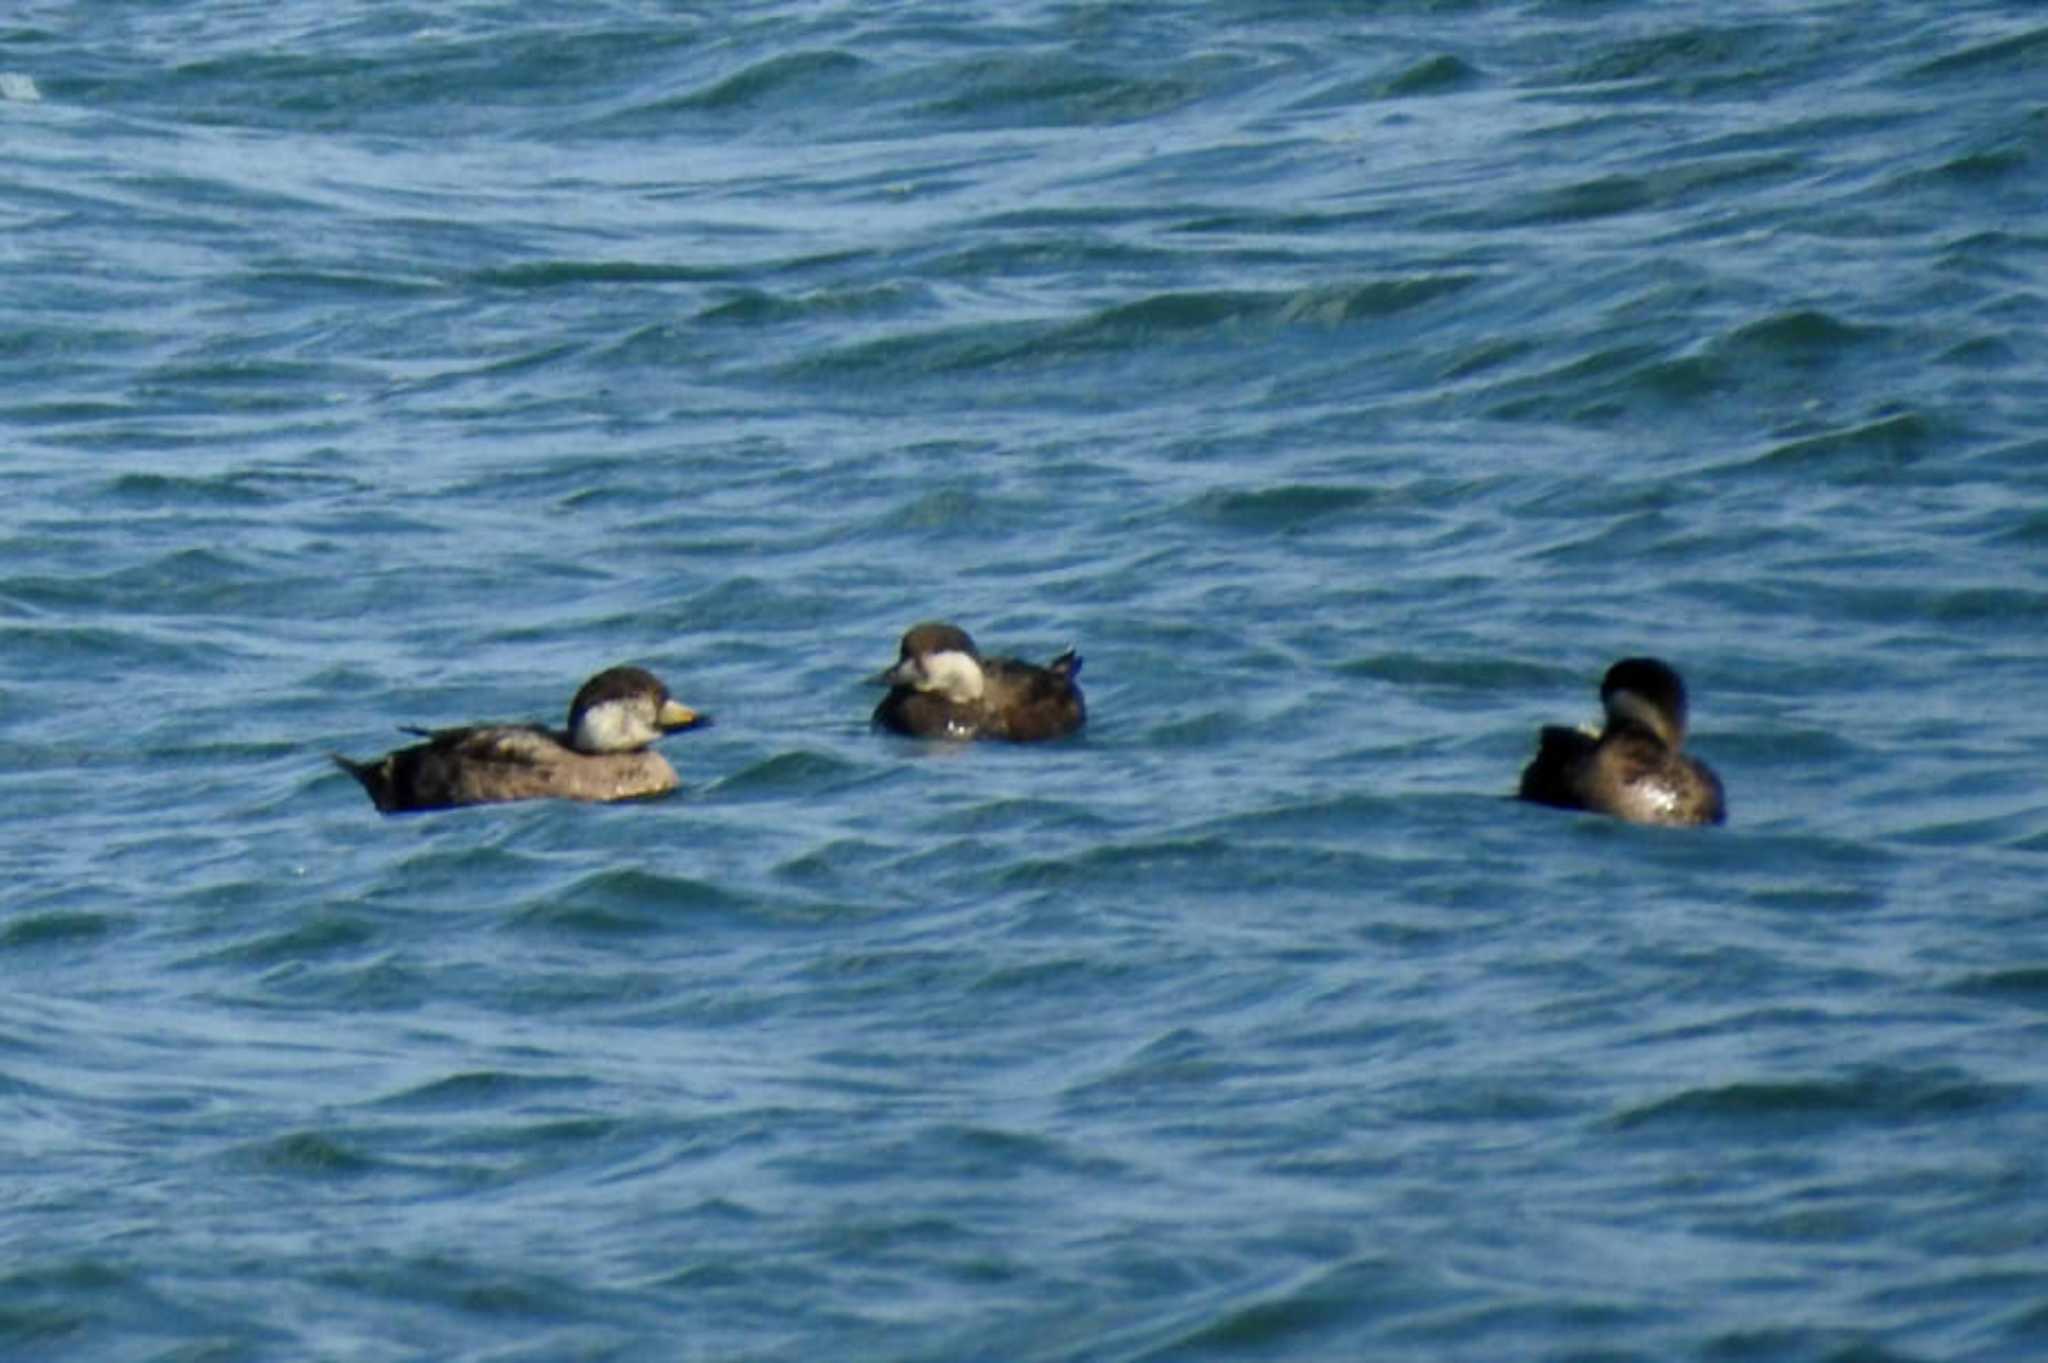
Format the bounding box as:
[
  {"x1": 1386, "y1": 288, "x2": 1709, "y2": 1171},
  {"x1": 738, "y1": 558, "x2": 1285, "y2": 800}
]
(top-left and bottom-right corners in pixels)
[{"x1": 4, "y1": 2, "x2": 2047, "y2": 1359}]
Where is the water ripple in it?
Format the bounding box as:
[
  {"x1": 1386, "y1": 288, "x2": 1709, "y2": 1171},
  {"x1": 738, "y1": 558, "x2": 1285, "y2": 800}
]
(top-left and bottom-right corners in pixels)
[{"x1": 8, "y1": 2, "x2": 2047, "y2": 1360}]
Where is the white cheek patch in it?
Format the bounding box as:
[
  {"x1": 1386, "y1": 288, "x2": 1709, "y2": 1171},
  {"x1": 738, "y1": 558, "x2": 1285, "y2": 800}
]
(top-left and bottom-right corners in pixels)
[
  {"x1": 1607, "y1": 689, "x2": 1677, "y2": 746},
  {"x1": 917, "y1": 649, "x2": 985, "y2": 703},
  {"x1": 573, "y1": 698, "x2": 657, "y2": 753}
]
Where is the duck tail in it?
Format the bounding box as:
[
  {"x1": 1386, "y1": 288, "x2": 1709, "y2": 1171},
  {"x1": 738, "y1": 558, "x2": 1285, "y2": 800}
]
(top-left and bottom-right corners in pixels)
[
  {"x1": 1516, "y1": 726, "x2": 1594, "y2": 807},
  {"x1": 1049, "y1": 648, "x2": 1082, "y2": 679}
]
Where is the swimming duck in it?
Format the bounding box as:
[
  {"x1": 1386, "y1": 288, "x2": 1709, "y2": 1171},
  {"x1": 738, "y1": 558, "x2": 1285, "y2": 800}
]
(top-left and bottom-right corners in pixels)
[
  {"x1": 1517, "y1": 656, "x2": 1725, "y2": 826},
  {"x1": 333, "y1": 665, "x2": 709, "y2": 813},
  {"x1": 871, "y1": 621, "x2": 1086, "y2": 742}
]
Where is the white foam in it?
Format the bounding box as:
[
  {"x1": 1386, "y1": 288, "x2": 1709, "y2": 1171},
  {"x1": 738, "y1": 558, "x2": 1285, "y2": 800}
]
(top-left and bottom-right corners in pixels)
[{"x1": 0, "y1": 73, "x2": 42, "y2": 103}]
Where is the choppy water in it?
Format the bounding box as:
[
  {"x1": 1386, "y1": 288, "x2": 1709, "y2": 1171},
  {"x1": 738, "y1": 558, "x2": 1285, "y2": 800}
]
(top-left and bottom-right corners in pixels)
[{"x1": 5, "y1": 3, "x2": 2048, "y2": 1359}]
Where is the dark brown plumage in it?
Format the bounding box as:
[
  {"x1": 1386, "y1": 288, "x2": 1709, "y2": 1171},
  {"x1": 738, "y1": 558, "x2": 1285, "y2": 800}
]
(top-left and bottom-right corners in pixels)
[
  {"x1": 1517, "y1": 657, "x2": 1725, "y2": 827},
  {"x1": 333, "y1": 665, "x2": 708, "y2": 814},
  {"x1": 871, "y1": 621, "x2": 1086, "y2": 742}
]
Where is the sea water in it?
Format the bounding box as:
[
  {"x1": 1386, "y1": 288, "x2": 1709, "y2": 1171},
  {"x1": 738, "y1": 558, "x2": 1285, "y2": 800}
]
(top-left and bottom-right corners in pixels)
[{"x1": 3, "y1": 3, "x2": 2046, "y2": 1359}]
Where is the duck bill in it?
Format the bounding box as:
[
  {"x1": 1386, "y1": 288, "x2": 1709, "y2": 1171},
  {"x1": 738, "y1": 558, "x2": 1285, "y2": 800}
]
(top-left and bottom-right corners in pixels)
[
  {"x1": 868, "y1": 658, "x2": 917, "y2": 688},
  {"x1": 659, "y1": 699, "x2": 710, "y2": 733}
]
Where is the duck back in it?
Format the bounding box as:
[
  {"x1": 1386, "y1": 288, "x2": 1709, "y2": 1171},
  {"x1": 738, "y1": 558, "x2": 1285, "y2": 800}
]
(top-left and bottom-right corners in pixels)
[{"x1": 980, "y1": 651, "x2": 1086, "y2": 741}]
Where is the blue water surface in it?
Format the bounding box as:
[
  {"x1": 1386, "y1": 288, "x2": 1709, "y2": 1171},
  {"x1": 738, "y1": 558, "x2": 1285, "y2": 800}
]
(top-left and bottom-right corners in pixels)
[{"x1": 4, "y1": 2, "x2": 2047, "y2": 1359}]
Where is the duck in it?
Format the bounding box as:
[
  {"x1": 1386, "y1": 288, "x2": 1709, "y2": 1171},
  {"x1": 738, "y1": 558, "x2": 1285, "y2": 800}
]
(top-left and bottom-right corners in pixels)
[
  {"x1": 333, "y1": 665, "x2": 709, "y2": 813},
  {"x1": 1517, "y1": 656, "x2": 1725, "y2": 826},
  {"x1": 870, "y1": 621, "x2": 1086, "y2": 742}
]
